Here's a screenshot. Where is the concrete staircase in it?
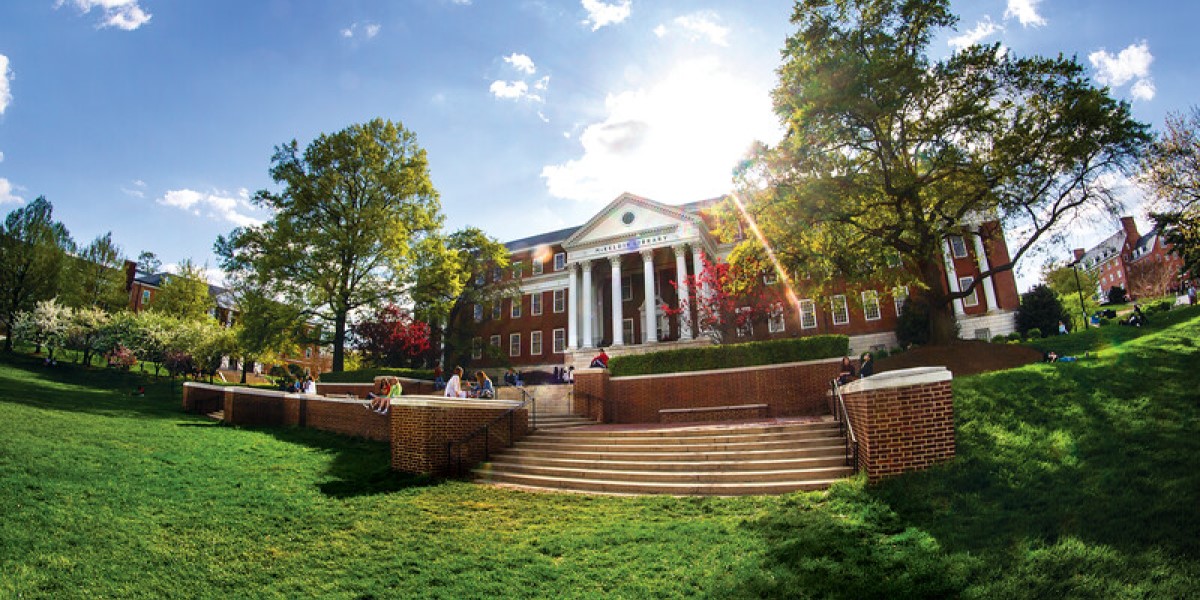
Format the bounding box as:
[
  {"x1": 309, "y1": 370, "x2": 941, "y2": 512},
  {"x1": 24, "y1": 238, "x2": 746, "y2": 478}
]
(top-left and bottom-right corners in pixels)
[
  {"x1": 531, "y1": 413, "x2": 598, "y2": 429},
  {"x1": 473, "y1": 418, "x2": 854, "y2": 495}
]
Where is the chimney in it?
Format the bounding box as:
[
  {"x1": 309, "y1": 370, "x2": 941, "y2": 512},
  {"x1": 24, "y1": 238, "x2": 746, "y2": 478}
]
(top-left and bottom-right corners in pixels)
[
  {"x1": 1072, "y1": 248, "x2": 1085, "y2": 262},
  {"x1": 1120, "y1": 216, "x2": 1140, "y2": 245},
  {"x1": 124, "y1": 260, "x2": 137, "y2": 292}
]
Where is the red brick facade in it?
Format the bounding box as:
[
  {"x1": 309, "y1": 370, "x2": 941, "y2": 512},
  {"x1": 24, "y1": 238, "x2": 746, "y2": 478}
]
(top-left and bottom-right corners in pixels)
[{"x1": 389, "y1": 400, "x2": 527, "y2": 475}]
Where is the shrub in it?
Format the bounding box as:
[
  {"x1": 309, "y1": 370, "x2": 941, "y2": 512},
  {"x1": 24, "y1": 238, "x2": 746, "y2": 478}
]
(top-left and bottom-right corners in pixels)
[
  {"x1": 317, "y1": 367, "x2": 435, "y2": 383},
  {"x1": 1107, "y1": 286, "x2": 1127, "y2": 304},
  {"x1": 991, "y1": 335, "x2": 1007, "y2": 344},
  {"x1": 1098, "y1": 317, "x2": 1112, "y2": 327},
  {"x1": 1007, "y1": 332, "x2": 1022, "y2": 342},
  {"x1": 1017, "y1": 284, "x2": 1069, "y2": 339},
  {"x1": 609, "y1": 335, "x2": 849, "y2": 376},
  {"x1": 1027, "y1": 327, "x2": 1043, "y2": 339},
  {"x1": 895, "y1": 297, "x2": 931, "y2": 347}
]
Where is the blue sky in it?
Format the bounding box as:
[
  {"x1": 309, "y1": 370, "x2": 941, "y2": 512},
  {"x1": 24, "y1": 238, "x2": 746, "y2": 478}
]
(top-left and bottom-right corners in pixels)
[{"x1": 0, "y1": 0, "x2": 1196, "y2": 291}]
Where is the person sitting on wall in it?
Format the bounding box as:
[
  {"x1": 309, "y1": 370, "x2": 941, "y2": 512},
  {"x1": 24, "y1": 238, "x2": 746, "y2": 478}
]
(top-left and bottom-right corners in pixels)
[
  {"x1": 589, "y1": 348, "x2": 610, "y2": 369},
  {"x1": 471, "y1": 371, "x2": 495, "y2": 399},
  {"x1": 836, "y1": 356, "x2": 856, "y2": 385},
  {"x1": 366, "y1": 376, "x2": 402, "y2": 414},
  {"x1": 566, "y1": 366, "x2": 575, "y2": 383},
  {"x1": 504, "y1": 368, "x2": 518, "y2": 386},
  {"x1": 858, "y1": 352, "x2": 875, "y2": 378},
  {"x1": 444, "y1": 366, "x2": 467, "y2": 398},
  {"x1": 433, "y1": 364, "x2": 445, "y2": 390}
]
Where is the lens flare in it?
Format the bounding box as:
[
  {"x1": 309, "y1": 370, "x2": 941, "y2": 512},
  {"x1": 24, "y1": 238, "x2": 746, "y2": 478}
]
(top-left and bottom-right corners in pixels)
[{"x1": 728, "y1": 192, "x2": 802, "y2": 306}]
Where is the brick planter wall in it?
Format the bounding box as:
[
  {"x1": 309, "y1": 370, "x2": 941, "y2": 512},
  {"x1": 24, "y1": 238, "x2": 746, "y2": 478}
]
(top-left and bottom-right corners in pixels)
[
  {"x1": 190, "y1": 383, "x2": 391, "y2": 442},
  {"x1": 182, "y1": 382, "x2": 227, "y2": 414},
  {"x1": 389, "y1": 399, "x2": 527, "y2": 476},
  {"x1": 839, "y1": 367, "x2": 956, "y2": 482},
  {"x1": 573, "y1": 358, "x2": 842, "y2": 424}
]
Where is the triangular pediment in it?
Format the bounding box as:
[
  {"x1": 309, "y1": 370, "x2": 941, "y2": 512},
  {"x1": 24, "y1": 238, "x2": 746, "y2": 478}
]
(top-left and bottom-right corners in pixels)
[{"x1": 563, "y1": 193, "x2": 705, "y2": 250}]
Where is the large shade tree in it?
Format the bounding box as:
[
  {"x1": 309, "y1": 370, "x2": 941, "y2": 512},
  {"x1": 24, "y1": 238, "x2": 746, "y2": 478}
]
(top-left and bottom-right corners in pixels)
[
  {"x1": 151, "y1": 259, "x2": 215, "y2": 322},
  {"x1": 731, "y1": 0, "x2": 1149, "y2": 344},
  {"x1": 0, "y1": 197, "x2": 73, "y2": 351},
  {"x1": 217, "y1": 118, "x2": 442, "y2": 371},
  {"x1": 1140, "y1": 106, "x2": 1200, "y2": 279},
  {"x1": 62, "y1": 231, "x2": 128, "y2": 312}
]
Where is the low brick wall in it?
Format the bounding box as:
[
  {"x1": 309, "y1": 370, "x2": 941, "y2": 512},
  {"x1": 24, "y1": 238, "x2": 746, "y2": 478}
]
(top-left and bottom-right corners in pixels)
[
  {"x1": 659, "y1": 404, "x2": 769, "y2": 424},
  {"x1": 573, "y1": 357, "x2": 842, "y2": 424},
  {"x1": 316, "y1": 377, "x2": 438, "y2": 398},
  {"x1": 184, "y1": 383, "x2": 391, "y2": 442},
  {"x1": 390, "y1": 398, "x2": 527, "y2": 476},
  {"x1": 839, "y1": 367, "x2": 956, "y2": 482},
  {"x1": 182, "y1": 382, "x2": 227, "y2": 414}
]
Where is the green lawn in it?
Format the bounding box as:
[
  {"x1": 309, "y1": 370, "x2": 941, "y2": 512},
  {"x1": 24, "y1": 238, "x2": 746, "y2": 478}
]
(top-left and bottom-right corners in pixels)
[{"x1": 1, "y1": 309, "x2": 1198, "y2": 598}]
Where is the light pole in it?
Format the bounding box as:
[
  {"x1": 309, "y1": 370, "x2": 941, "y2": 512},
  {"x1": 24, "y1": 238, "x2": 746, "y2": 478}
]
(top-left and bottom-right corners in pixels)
[{"x1": 1070, "y1": 259, "x2": 1089, "y2": 329}]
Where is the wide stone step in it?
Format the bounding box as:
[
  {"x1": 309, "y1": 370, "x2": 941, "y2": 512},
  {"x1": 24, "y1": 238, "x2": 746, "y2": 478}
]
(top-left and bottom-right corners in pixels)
[
  {"x1": 474, "y1": 470, "x2": 853, "y2": 496},
  {"x1": 480, "y1": 462, "x2": 853, "y2": 484},
  {"x1": 502, "y1": 445, "x2": 847, "y2": 463},
  {"x1": 486, "y1": 453, "x2": 848, "y2": 472},
  {"x1": 514, "y1": 436, "x2": 844, "y2": 453},
  {"x1": 545, "y1": 420, "x2": 840, "y2": 438},
  {"x1": 527, "y1": 428, "x2": 840, "y2": 446}
]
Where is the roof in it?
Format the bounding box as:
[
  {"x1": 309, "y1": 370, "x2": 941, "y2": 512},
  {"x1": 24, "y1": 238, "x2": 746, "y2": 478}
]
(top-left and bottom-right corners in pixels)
[
  {"x1": 504, "y1": 225, "x2": 582, "y2": 252},
  {"x1": 1077, "y1": 230, "x2": 1126, "y2": 270}
]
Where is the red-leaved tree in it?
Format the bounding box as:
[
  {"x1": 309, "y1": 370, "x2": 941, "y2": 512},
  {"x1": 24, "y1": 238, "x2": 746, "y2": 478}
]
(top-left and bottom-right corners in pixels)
[
  {"x1": 662, "y1": 254, "x2": 773, "y2": 344},
  {"x1": 351, "y1": 304, "x2": 432, "y2": 368}
]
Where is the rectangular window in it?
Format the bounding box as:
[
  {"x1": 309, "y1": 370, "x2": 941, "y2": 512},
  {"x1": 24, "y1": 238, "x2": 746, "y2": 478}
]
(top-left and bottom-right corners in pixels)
[
  {"x1": 862, "y1": 290, "x2": 881, "y2": 321},
  {"x1": 763, "y1": 271, "x2": 778, "y2": 285},
  {"x1": 511, "y1": 296, "x2": 522, "y2": 318},
  {"x1": 141, "y1": 289, "x2": 150, "y2": 304},
  {"x1": 532, "y1": 258, "x2": 543, "y2": 276},
  {"x1": 492, "y1": 301, "x2": 501, "y2": 320},
  {"x1": 736, "y1": 306, "x2": 753, "y2": 338},
  {"x1": 512, "y1": 262, "x2": 524, "y2": 279},
  {"x1": 553, "y1": 289, "x2": 565, "y2": 313},
  {"x1": 893, "y1": 286, "x2": 909, "y2": 317},
  {"x1": 471, "y1": 337, "x2": 482, "y2": 360},
  {"x1": 552, "y1": 328, "x2": 566, "y2": 353},
  {"x1": 959, "y1": 276, "x2": 979, "y2": 307},
  {"x1": 473, "y1": 304, "x2": 483, "y2": 323},
  {"x1": 489, "y1": 334, "x2": 500, "y2": 350},
  {"x1": 831, "y1": 295, "x2": 850, "y2": 326},
  {"x1": 621, "y1": 276, "x2": 633, "y2": 301},
  {"x1": 509, "y1": 333, "x2": 521, "y2": 357},
  {"x1": 531, "y1": 292, "x2": 543, "y2": 316},
  {"x1": 798, "y1": 299, "x2": 817, "y2": 329},
  {"x1": 950, "y1": 235, "x2": 968, "y2": 259},
  {"x1": 530, "y1": 331, "x2": 543, "y2": 355},
  {"x1": 768, "y1": 302, "x2": 786, "y2": 333},
  {"x1": 554, "y1": 252, "x2": 566, "y2": 271},
  {"x1": 491, "y1": 267, "x2": 501, "y2": 282},
  {"x1": 622, "y1": 318, "x2": 635, "y2": 344}
]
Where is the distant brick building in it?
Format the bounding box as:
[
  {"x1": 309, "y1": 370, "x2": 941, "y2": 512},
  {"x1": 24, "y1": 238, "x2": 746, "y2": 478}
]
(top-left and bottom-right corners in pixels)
[
  {"x1": 456, "y1": 193, "x2": 1021, "y2": 371},
  {"x1": 1072, "y1": 216, "x2": 1190, "y2": 300}
]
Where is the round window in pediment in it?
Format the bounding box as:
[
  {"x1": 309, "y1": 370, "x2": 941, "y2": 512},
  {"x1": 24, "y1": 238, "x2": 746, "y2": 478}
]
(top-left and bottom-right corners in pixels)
[{"x1": 621, "y1": 211, "x2": 635, "y2": 225}]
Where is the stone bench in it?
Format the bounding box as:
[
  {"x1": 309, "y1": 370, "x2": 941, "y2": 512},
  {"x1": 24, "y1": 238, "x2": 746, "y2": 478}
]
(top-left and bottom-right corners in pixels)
[{"x1": 658, "y1": 403, "x2": 769, "y2": 424}]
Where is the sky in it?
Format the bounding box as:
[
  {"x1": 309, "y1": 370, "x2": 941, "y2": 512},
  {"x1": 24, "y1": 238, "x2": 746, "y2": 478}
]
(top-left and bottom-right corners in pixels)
[{"x1": 0, "y1": 0, "x2": 1196, "y2": 291}]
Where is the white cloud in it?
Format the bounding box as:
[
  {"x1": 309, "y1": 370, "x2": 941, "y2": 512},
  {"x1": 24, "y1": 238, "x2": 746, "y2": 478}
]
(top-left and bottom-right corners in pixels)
[
  {"x1": 0, "y1": 178, "x2": 24, "y2": 205},
  {"x1": 657, "y1": 12, "x2": 729, "y2": 47},
  {"x1": 541, "y1": 57, "x2": 782, "y2": 204},
  {"x1": 341, "y1": 21, "x2": 381, "y2": 40},
  {"x1": 1089, "y1": 41, "x2": 1155, "y2": 101},
  {"x1": 491, "y1": 80, "x2": 538, "y2": 101},
  {"x1": 158, "y1": 188, "x2": 263, "y2": 227},
  {"x1": 0, "y1": 151, "x2": 5, "y2": 163},
  {"x1": 504, "y1": 53, "x2": 537, "y2": 75},
  {"x1": 582, "y1": 0, "x2": 631, "y2": 32},
  {"x1": 0, "y1": 54, "x2": 11, "y2": 115},
  {"x1": 1004, "y1": 0, "x2": 1045, "y2": 27},
  {"x1": 948, "y1": 16, "x2": 1003, "y2": 51},
  {"x1": 56, "y1": 0, "x2": 152, "y2": 31},
  {"x1": 121, "y1": 179, "x2": 146, "y2": 198}
]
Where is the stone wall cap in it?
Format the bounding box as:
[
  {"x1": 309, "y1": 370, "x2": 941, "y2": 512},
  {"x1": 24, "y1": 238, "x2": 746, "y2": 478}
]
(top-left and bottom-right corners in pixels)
[
  {"x1": 610, "y1": 356, "x2": 843, "y2": 381},
  {"x1": 841, "y1": 366, "x2": 952, "y2": 394},
  {"x1": 391, "y1": 397, "x2": 523, "y2": 410},
  {"x1": 182, "y1": 382, "x2": 228, "y2": 391}
]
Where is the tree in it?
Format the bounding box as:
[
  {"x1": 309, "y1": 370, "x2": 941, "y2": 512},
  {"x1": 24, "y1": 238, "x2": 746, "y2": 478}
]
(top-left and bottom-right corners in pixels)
[
  {"x1": 351, "y1": 303, "x2": 432, "y2": 368},
  {"x1": 661, "y1": 253, "x2": 772, "y2": 344},
  {"x1": 227, "y1": 278, "x2": 305, "y2": 383},
  {"x1": 62, "y1": 232, "x2": 128, "y2": 312},
  {"x1": 731, "y1": 0, "x2": 1149, "y2": 344},
  {"x1": 0, "y1": 197, "x2": 74, "y2": 351},
  {"x1": 136, "y1": 250, "x2": 162, "y2": 274},
  {"x1": 11, "y1": 298, "x2": 72, "y2": 358},
  {"x1": 1140, "y1": 107, "x2": 1200, "y2": 278},
  {"x1": 1042, "y1": 260, "x2": 1099, "y2": 328},
  {"x1": 151, "y1": 259, "x2": 214, "y2": 322},
  {"x1": 216, "y1": 118, "x2": 443, "y2": 371},
  {"x1": 1016, "y1": 284, "x2": 1070, "y2": 338}
]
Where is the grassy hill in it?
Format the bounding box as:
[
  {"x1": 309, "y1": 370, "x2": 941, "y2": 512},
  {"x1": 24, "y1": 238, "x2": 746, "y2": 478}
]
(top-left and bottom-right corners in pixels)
[{"x1": 1, "y1": 307, "x2": 1197, "y2": 598}]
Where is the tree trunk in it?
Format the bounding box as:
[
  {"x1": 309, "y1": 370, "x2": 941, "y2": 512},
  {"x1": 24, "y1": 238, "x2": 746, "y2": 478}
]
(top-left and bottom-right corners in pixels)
[
  {"x1": 918, "y1": 255, "x2": 960, "y2": 346},
  {"x1": 240, "y1": 360, "x2": 250, "y2": 384},
  {"x1": 3, "y1": 322, "x2": 12, "y2": 352},
  {"x1": 332, "y1": 311, "x2": 347, "y2": 372}
]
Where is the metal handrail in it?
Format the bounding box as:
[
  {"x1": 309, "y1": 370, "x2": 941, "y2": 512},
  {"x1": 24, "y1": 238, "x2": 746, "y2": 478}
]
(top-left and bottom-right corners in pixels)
[
  {"x1": 446, "y1": 390, "x2": 536, "y2": 477},
  {"x1": 830, "y1": 379, "x2": 860, "y2": 472}
]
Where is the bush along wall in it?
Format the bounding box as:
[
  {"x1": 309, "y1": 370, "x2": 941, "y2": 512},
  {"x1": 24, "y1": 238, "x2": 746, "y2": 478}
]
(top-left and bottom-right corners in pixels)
[
  {"x1": 317, "y1": 367, "x2": 435, "y2": 383},
  {"x1": 609, "y1": 335, "x2": 849, "y2": 377}
]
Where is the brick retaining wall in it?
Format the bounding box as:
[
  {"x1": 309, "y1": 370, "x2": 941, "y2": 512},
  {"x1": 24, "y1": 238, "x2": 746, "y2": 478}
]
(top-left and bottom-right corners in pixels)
[
  {"x1": 389, "y1": 399, "x2": 527, "y2": 475},
  {"x1": 839, "y1": 367, "x2": 956, "y2": 482}
]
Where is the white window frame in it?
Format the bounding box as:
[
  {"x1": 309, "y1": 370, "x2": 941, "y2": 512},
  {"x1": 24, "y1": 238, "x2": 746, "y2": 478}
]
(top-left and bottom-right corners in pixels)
[
  {"x1": 622, "y1": 318, "x2": 635, "y2": 344},
  {"x1": 735, "y1": 306, "x2": 753, "y2": 338},
  {"x1": 509, "y1": 333, "x2": 521, "y2": 357},
  {"x1": 530, "y1": 330, "x2": 543, "y2": 355},
  {"x1": 949, "y1": 236, "x2": 968, "y2": 259},
  {"x1": 531, "y1": 292, "x2": 542, "y2": 316},
  {"x1": 492, "y1": 301, "x2": 502, "y2": 320},
  {"x1": 473, "y1": 304, "x2": 483, "y2": 323},
  {"x1": 510, "y1": 296, "x2": 522, "y2": 319},
  {"x1": 831, "y1": 295, "x2": 850, "y2": 326},
  {"x1": 489, "y1": 334, "x2": 500, "y2": 350},
  {"x1": 768, "y1": 302, "x2": 786, "y2": 333},
  {"x1": 621, "y1": 276, "x2": 633, "y2": 301},
  {"x1": 512, "y1": 262, "x2": 524, "y2": 279},
  {"x1": 471, "y1": 337, "x2": 482, "y2": 360},
  {"x1": 862, "y1": 290, "x2": 881, "y2": 321},
  {"x1": 553, "y1": 289, "x2": 565, "y2": 313},
  {"x1": 798, "y1": 299, "x2": 817, "y2": 329},
  {"x1": 959, "y1": 276, "x2": 979, "y2": 307},
  {"x1": 763, "y1": 271, "x2": 778, "y2": 285},
  {"x1": 552, "y1": 328, "x2": 566, "y2": 354},
  {"x1": 532, "y1": 258, "x2": 543, "y2": 276},
  {"x1": 491, "y1": 267, "x2": 501, "y2": 283},
  {"x1": 893, "y1": 286, "x2": 909, "y2": 317},
  {"x1": 141, "y1": 289, "x2": 151, "y2": 304},
  {"x1": 554, "y1": 253, "x2": 566, "y2": 271}
]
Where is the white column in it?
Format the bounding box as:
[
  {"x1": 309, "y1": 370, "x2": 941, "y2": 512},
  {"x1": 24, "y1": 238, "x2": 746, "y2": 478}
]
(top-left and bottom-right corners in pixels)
[
  {"x1": 972, "y1": 230, "x2": 999, "y2": 312},
  {"x1": 943, "y1": 240, "x2": 966, "y2": 316},
  {"x1": 691, "y1": 247, "x2": 708, "y2": 337},
  {"x1": 674, "y1": 244, "x2": 692, "y2": 339},
  {"x1": 581, "y1": 260, "x2": 594, "y2": 348},
  {"x1": 567, "y1": 262, "x2": 579, "y2": 349},
  {"x1": 642, "y1": 249, "x2": 658, "y2": 344},
  {"x1": 610, "y1": 256, "x2": 625, "y2": 346}
]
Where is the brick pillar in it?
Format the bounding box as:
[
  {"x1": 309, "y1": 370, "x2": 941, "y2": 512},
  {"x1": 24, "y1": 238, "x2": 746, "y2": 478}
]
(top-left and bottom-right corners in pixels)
[
  {"x1": 840, "y1": 367, "x2": 956, "y2": 482},
  {"x1": 573, "y1": 367, "x2": 608, "y2": 423}
]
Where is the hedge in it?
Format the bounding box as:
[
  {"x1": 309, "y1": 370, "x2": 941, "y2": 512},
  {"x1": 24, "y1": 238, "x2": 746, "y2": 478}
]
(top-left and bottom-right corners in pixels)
[
  {"x1": 608, "y1": 335, "x2": 849, "y2": 377},
  {"x1": 317, "y1": 367, "x2": 435, "y2": 383}
]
